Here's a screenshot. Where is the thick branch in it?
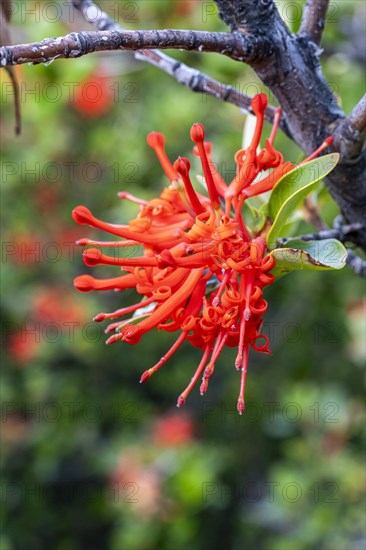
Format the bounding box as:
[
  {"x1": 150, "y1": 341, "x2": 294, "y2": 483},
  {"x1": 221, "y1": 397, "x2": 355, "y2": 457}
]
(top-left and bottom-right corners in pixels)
[
  {"x1": 0, "y1": 29, "x2": 266, "y2": 66},
  {"x1": 299, "y1": 0, "x2": 330, "y2": 45},
  {"x1": 333, "y1": 105, "x2": 366, "y2": 160},
  {"x1": 215, "y1": 0, "x2": 277, "y2": 33},
  {"x1": 70, "y1": 0, "x2": 286, "y2": 132},
  {"x1": 348, "y1": 94, "x2": 366, "y2": 134}
]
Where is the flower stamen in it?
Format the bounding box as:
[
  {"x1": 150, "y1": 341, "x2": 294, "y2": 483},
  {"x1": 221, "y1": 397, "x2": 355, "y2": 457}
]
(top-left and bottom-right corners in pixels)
[
  {"x1": 190, "y1": 123, "x2": 221, "y2": 210},
  {"x1": 140, "y1": 331, "x2": 187, "y2": 382},
  {"x1": 146, "y1": 132, "x2": 178, "y2": 182}
]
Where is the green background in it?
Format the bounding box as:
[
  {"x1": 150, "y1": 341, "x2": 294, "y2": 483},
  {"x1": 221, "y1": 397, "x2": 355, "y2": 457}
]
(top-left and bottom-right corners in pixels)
[{"x1": 1, "y1": 1, "x2": 365, "y2": 549}]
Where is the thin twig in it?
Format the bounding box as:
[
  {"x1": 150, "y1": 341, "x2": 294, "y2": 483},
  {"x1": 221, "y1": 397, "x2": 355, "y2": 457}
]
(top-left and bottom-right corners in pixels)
[
  {"x1": 69, "y1": 0, "x2": 282, "y2": 129},
  {"x1": 345, "y1": 249, "x2": 366, "y2": 277},
  {"x1": 277, "y1": 223, "x2": 363, "y2": 245},
  {"x1": 299, "y1": 0, "x2": 330, "y2": 45},
  {"x1": 348, "y1": 93, "x2": 366, "y2": 134},
  {"x1": 71, "y1": 0, "x2": 120, "y2": 32}
]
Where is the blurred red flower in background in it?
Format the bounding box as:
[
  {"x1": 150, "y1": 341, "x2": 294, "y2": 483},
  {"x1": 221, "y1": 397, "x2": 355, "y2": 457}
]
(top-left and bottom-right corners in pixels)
[
  {"x1": 8, "y1": 331, "x2": 42, "y2": 365},
  {"x1": 151, "y1": 411, "x2": 195, "y2": 447},
  {"x1": 4, "y1": 233, "x2": 45, "y2": 266},
  {"x1": 32, "y1": 287, "x2": 88, "y2": 325},
  {"x1": 7, "y1": 287, "x2": 90, "y2": 366},
  {"x1": 110, "y1": 448, "x2": 163, "y2": 517},
  {"x1": 72, "y1": 72, "x2": 115, "y2": 118}
]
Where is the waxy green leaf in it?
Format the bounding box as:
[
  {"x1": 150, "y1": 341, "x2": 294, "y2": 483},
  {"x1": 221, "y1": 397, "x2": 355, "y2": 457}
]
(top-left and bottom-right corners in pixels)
[
  {"x1": 267, "y1": 153, "x2": 339, "y2": 247},
  {"x1": 242, "y1": 201, "x2": 266, "y2": 234},
  {"x1": 269, "y1": 238, "x2": 347, "y2": 278}
]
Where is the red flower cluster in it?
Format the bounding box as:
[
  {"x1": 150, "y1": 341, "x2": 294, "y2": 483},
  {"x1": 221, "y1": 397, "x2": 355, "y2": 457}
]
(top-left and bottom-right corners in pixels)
[{"x1": 73, "y1": 94, "x2": 332, "y2": 413}]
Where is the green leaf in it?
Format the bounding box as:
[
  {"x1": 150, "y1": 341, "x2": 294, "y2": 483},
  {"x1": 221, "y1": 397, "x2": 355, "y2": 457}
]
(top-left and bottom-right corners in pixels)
[
  {"x1": 258, "y1": 202, "x2": 269, "y2": 227},
  {"x1": 269, "y1": 238, "x2": 347, "y2": 278},
  {"x1": 246, "y1": 195, "x2": 265, "y2": 209},
  {"x1": 242, "y1": 201, "x2": 266, "y2": 234},
  {"x1": 268, "y1": 154, "x2": 339, "y2": 220},
  {"x1": 267, "y1": 154, "x2": 339, "y2": 247}
]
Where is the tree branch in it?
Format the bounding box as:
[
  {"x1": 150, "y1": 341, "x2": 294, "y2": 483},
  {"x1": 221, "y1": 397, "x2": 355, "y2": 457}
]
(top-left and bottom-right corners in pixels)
[
  {"x1": 332, "y1": 94, "x2": 366, "y2": 159},
  {"x1": 215, "y1": 0, "x2": 278, "y2": 33},
  {"x1": 348, "y1": 94, "x2": 366, "y2": 134},
  {"x1": 277, "y1": 223, "x2": 363, "y2": 245},
  {"x1": 0, "y1": 29, "x2": 267, "y2": 67},
  {"x1": 299, "y1": 0, "x2": 330, "y2": 45},
  {"x1": 70, "y1": 0, "x2": 286, "y2": 133},
  {"x1": 71, "y1": 0, "x2": 120, "y2": 32},
  {"x1": 345, "y1": 249, "x2": 366, "y2": 277}
]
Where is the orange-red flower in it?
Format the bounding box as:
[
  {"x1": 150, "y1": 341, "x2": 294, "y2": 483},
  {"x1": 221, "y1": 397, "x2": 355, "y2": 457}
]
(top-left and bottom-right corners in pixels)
[{"x1": 73, "y1": 94, "x2": 332, "y2": 413}]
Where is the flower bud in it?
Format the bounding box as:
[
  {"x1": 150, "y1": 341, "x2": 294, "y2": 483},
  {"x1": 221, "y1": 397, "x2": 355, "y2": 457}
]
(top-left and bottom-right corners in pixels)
[
  {"x1": 72, "y1": 206, "x2": 94, "y2": 225},
  {"x1": 174, "y1": 156, "x2": 191, "y2": 176},
  {"x1": 146, "y1": 131, "x2": 165, "y2": 149},
  {"x1": 251, "y1": 93, "x2": 268, "y2": 115},
  {"x1": 190, "y1": 122, "x2": 205, "y2": 143}
]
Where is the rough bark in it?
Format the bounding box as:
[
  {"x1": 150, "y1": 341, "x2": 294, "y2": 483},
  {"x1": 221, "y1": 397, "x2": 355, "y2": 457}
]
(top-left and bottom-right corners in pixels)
[{"x1": 0, "y1": 29, "x2": 268, "y2": 65}]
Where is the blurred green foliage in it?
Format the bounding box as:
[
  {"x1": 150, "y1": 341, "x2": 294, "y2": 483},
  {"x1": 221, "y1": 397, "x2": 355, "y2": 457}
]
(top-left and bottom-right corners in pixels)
[{"x1": 1, "y1": 1, "x2": 365, "y2": 549}]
